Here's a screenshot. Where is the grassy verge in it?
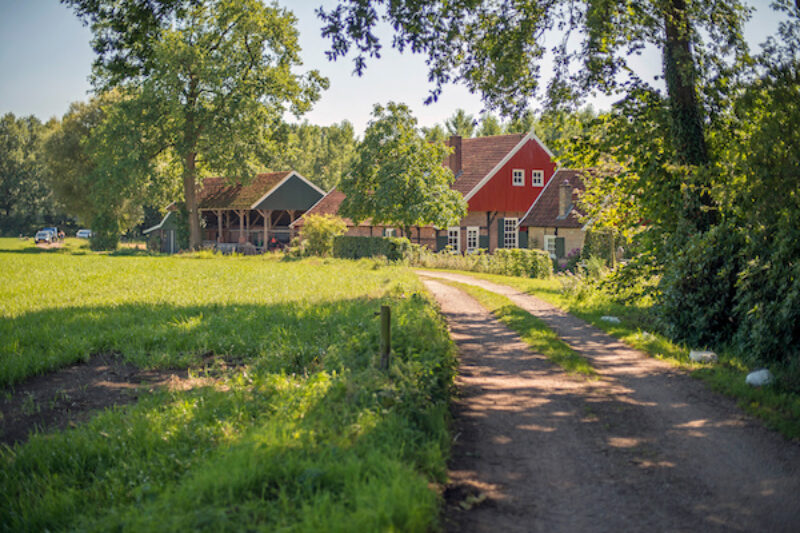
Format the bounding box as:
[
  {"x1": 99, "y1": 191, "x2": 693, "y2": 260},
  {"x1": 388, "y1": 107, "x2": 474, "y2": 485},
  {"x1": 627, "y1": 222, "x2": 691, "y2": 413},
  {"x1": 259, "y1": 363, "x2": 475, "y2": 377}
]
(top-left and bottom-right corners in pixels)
[
  {"x1": 440, "y1": 280, "x2": 595, "y2": 377},
  {"x1": 1, "y1": 239, "x2": 456, "y2": 531},
  {"x1": 432, "y1": 269, "x2": 800, "y2": 440}
]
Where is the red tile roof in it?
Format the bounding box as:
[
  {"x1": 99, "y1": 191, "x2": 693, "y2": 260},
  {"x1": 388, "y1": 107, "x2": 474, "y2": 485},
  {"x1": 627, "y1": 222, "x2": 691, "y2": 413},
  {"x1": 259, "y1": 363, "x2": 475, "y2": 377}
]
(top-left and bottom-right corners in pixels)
[
  {"x1": 519, "y1": 170, "x2": 586, "y2": 228},
  {"x1": 197, "y1": 171, "x2": 292, "y2": 210},
  {"x1": 449, "y1": 134, "x2": 526, "y2": 195},
  {"x1": 291, "y1": 188, "x2": 375, "y2": 227}
]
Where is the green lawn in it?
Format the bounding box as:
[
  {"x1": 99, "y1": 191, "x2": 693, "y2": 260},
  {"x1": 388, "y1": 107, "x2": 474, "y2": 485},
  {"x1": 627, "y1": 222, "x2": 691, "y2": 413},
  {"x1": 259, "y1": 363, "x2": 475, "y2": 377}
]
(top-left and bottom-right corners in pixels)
[
  {"x1": 0, "y1": 239, "x2": 456, "y2": 531},
  {"x1": 435, "y1": 269, "x2": 800, "y2": 441}
]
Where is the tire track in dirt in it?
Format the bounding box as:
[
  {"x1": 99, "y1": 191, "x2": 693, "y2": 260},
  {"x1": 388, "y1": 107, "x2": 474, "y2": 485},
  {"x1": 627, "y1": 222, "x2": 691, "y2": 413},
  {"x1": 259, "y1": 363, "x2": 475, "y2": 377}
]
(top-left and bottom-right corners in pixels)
[{"x1": 419, "y1": 272, "x2": 800, "y2": 532}]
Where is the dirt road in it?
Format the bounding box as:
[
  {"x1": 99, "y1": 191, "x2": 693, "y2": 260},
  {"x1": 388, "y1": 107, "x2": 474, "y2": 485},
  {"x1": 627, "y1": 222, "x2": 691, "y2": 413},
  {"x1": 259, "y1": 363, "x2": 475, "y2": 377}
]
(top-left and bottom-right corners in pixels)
[{"x1": 418, "y1": 271, "x2": 800, "y2": 533}]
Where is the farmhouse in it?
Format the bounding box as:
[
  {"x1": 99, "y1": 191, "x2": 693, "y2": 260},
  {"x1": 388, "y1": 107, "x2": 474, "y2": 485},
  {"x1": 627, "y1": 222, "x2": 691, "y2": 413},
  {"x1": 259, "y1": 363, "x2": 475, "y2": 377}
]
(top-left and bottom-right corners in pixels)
[
  {"x1": 145, "y1": 170, "x2": 324, "y2": 253},
  {"x1": 293, "y1": 132, "x2": 587, "y2": 257}
]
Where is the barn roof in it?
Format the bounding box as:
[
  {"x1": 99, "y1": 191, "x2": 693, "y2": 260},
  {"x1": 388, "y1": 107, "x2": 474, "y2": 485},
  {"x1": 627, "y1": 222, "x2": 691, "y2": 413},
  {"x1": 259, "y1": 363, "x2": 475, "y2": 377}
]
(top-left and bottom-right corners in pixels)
[{"x1": 197, "y1": 171, "x2": 294, "y2": 210}]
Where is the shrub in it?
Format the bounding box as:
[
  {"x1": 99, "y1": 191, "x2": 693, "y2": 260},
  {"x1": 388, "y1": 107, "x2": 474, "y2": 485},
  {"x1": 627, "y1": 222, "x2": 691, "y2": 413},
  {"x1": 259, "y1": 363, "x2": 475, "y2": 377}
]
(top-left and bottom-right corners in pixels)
[
  {"x1": 300, "y1": 215, "x2": 347, "y2": 257},
  {"x1": 408, "y1": 246, "x2": 552, "y2": 279},
  {"x1": 333, "y1": 236, "x2": 412, "y2": 261},
  {"x1": 732, "y1": 214, "x2": 800, "y2": 368},
  {"x1": 658, "y1": 223, "x2": 744, "y2": 347},
  {"x1": 89, "y1": 211, "x2": 120, "y2": 251}
]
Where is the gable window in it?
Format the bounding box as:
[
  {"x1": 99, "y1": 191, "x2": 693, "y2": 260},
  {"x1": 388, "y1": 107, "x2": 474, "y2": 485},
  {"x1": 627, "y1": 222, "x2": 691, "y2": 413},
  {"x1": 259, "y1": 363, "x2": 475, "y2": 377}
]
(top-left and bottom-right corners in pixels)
[
  {"x1": 447, "y1": 226, "x2": 461, "y2": 251},
  {"x1": 532, "y1": 170, "x2": 544, "y2": 186},
  {"x1": 466, "y1": 226, "x2": 479, "y2": 252},
  {"x1": 512, "y1": 169, "x2": 525, "y2": 186},
  {"x1": 504, "y1": 218, "x2": 518, "y2": 248}
]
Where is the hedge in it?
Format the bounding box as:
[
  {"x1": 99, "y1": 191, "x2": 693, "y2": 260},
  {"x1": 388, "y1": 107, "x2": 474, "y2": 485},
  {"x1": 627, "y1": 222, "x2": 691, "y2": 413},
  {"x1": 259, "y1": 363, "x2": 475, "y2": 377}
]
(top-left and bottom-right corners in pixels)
[{"x1": 333, "y1": 236, "x2": 413, "y2": 261}]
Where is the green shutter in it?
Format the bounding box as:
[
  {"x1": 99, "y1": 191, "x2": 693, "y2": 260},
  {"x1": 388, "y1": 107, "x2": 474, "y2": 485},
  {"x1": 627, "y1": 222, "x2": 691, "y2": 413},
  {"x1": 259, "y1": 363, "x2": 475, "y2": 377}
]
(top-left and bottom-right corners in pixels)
[
  {"x1": 436, "y1": 234, "x2": 448, "y2": 251},
  {"x1": 382, "y1": 228, "x2": 387, "y2": 237},
  {"x1": 519, "y1": 229, "x2": 528, "y2": 249},
  {"x1": 497, "y1": 218, "x2": 505, "y2": 249},
  {"x1": 555, "y1": 237, "x2": 565, "y2": 258},
  {"x1": 479, "y1": 234, "x2": 489, "y2": 249}
]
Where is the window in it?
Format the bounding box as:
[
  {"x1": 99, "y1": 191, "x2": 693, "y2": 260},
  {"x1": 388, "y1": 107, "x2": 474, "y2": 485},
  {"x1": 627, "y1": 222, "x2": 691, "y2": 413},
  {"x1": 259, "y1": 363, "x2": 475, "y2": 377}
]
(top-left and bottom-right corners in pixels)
[
  {"x1": 384, "y1": 228, "x2": 395, "y2": 237},
  {"x1": 512, "y1": 169, "x2": 525, "y2": 186},
  {"x1": 544, "y1": 235, "x2": 556, "y2": 258},
  {"x1": 532, "y1": 170, "x2": 544, "y2": 186},
  {"x1": 466, "y1": 226, "x2": 479, "y2": 252},
  {"x1": 504, "y1": 218, "x2": 518, "y2": 248},
  {"x1": 447, "y1": 226, "x2": 461, "y2": 251}
]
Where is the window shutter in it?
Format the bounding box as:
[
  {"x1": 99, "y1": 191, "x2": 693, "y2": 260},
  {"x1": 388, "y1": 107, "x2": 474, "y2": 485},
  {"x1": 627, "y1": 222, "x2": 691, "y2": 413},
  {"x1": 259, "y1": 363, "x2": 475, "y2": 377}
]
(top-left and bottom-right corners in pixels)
[
  {"x1": 479, "y1": 234, "x2": 489, "y2": 249},
  {"x1": 436, "y1": 234, "x2": 448, "y2": 251},
  {"x1": 519, "y1": 229, "x2": 528, "y2": 249},
  {"x1": 497, "y1": 218, "x2": 505, "y2": 249},
  {"x1": 555, "y1": 237, "x2": 565, "y2": 258}
]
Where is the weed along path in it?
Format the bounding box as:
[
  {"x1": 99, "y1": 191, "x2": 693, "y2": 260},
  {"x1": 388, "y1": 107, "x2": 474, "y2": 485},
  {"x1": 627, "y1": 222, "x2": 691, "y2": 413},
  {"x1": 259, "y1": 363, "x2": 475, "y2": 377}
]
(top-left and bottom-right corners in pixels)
[{"x1": 418, "y1": 270, "x2": 800, "y2": 533}]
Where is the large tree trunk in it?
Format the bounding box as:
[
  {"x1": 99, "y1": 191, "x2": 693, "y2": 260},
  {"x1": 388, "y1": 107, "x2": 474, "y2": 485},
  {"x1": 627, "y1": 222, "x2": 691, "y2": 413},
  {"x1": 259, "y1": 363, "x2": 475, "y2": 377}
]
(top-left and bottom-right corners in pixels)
[
  {"x1": 183, "y1": 151, "x2": 202, "y2": 250},
  {"x1": 662, "y1": 0, "x2": 716, "y2": 231}
]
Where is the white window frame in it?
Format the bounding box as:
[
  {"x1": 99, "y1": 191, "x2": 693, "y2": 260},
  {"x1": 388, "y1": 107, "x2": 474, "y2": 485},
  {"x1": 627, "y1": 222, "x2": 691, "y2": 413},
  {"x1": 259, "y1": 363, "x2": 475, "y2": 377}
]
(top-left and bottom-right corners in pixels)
[
  {"x1": 447, "y1": 226, "x2": 461, "y2": 251},
  {"x1": 466, "y1": 226, "x2": 479, "y2": 253},
  {"x1": 544, "y1": 235, "x2": 557, "y2": 258},
  {"x1": 532, "y1": 170, "x2": 544, "y2": 186},
  {"x1": 504, "y1": 218, "x2": 518, "y2": 249},
  {"x1": 512, "y1": 169, "x2": 525, "y2": 187},
  {"x1": 384, "y1": 228, "x2": 396, "y2": 237}
]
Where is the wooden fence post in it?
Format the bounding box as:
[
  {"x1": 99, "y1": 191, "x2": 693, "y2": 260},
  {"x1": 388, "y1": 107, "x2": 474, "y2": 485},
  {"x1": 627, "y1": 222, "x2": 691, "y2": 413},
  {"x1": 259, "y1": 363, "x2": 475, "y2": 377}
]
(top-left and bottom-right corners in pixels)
[{"x1": 380, "y1": 305, "x2": 391, "y2": 369}]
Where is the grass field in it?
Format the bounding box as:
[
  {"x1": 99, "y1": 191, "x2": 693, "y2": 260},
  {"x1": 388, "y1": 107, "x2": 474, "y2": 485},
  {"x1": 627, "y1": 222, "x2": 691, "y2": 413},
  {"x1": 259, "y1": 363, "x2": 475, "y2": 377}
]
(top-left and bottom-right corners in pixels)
[
  {"x1": 441, "y1": 270, "x2": 800, "y2": 440},
  {"x1": 0, "y1": 239, "x2": 456, "y2": 531}
]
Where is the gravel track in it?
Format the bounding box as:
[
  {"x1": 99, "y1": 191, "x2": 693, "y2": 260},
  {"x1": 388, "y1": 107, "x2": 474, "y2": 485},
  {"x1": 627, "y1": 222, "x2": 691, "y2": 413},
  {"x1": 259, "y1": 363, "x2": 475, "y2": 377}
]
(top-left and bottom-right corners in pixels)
[{"x1": 419, "y1": 271, "x2": 800, "y2": 533}]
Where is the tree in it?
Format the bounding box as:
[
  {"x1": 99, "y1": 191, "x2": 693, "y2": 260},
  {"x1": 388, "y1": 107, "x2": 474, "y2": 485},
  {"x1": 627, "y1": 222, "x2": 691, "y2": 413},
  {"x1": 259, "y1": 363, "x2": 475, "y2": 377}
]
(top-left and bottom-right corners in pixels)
[
  {"x1": 0, "y1": 113, "x2": 61, "y2": 235},
  {"x1": 66, "y1": 0, "x2": 327, "y2": 249},
  {"x1": 270, "y1": 121, "x2": 356, "y2": 191},
  {"x1": 476, "y1": 114, "x2": 503, "y2": 137},
  {"x1": 44, "y1": 93, "x2": 167, "y2": 249},
  {"x1": 340, "y1": 102, "x2": 467, "y2": 237},
  {"x1": 444, "y1": 109, "x2": 476, "y2": 138},
  {"x1": 318, "y1": 0, "x2": 750, "y2": 231},
  {"x1": 421, "y1": 124, "x2": 447, "y2": 143}
]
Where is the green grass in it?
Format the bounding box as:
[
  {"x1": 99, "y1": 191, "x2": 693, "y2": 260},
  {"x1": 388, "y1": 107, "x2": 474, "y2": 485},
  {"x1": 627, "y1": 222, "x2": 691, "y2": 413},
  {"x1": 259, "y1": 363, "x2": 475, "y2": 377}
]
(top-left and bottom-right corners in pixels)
[
  {"x1": 434, "y1": 269, "x2": 800, "y2": 441},
  {"x1": 441, "y1": 280, "x2": 596, "y2": 377},
  {"x1": 0, "y1": 239, "x2": 457, "y2": 531}
]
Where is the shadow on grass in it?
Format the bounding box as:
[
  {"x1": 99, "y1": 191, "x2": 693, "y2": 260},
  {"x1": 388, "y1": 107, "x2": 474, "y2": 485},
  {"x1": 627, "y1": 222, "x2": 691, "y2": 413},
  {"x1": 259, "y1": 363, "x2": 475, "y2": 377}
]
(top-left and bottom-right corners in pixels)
[{"x1": 0, "y1": 297, "x2": 390, "y2": 390}]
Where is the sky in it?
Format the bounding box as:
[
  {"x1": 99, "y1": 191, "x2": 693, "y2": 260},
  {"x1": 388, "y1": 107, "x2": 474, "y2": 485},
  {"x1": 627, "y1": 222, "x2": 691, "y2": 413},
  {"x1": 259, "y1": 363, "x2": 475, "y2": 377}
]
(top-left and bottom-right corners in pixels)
[{"x1": 0, "y1": 0, "x2": 786, "y2": 135}]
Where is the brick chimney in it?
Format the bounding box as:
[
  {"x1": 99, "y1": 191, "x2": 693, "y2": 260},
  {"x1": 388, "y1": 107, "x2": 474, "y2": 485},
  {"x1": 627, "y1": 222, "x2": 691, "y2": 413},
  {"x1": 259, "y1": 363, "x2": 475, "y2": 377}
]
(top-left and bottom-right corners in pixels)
[
  {"x1": 448, "y1": 135, "x2": 462, "y2": 175},
  {"x1": 558, "y1": 179, "x2": 572, "y2": 217}
]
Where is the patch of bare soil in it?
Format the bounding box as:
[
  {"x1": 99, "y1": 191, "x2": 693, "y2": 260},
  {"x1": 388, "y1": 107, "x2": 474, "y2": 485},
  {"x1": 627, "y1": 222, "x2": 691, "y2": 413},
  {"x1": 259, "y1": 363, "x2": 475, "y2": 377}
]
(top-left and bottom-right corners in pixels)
[
  {"x1": 0, "y1": 354, "x2": 203, "y2": 446},
  {"x1": 419, "y1": 272, "x2": 800, "y2": 533}
]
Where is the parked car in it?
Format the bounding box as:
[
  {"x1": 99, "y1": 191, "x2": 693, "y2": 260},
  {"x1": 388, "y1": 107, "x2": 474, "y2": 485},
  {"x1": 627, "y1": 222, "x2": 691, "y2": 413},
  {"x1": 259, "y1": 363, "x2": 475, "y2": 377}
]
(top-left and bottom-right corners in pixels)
[
  {"x1": 42, "y1": 227, "x2": 63, "y2": 241},
  {"x1": 34, "y1": 230, "x2": 55, "y2": 244},
  {"x1": 76, "y1": 229, "x2": 93, "y2": 239}
]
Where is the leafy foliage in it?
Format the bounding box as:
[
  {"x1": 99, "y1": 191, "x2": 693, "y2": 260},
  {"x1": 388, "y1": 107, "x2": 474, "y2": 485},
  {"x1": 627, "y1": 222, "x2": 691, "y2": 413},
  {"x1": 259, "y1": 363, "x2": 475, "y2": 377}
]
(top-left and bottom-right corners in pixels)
[
  {"x1": 299, "y1": 214, "x2": 347, "y2": 257},
  {"x1": 0, "y1": 114, "x2": 64, "y2": 235},
  {"x1": 408, "y1": 246, "x2": 552, "y2": 279},
  {"x1": 269, "y1": 121, "x2": 356, "y2": 191},
  {"x1": 340, "y1": 102, "x2": 467, "y2": 234},
  {"x1": 66, "y1": 0, "x2": 328, "y2": 249},
  {"x1": 333, "y1": 235, "x2": 412, "y2": 261}
]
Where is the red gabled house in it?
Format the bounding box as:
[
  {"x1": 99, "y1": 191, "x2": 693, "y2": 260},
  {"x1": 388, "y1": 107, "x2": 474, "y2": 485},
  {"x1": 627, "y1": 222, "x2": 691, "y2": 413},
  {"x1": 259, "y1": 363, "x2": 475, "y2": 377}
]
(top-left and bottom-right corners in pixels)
[{"x1": 294, "y1": 131, "x2": 586, "y2": 255}]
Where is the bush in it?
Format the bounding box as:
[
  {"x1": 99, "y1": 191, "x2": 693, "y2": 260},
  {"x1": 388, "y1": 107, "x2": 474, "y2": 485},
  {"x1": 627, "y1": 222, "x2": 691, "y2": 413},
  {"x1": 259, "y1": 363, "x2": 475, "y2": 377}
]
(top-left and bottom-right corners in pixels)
[
  {"x1": 300, "y1": 214, "x2": 347, "y2": 257},
  {"x1": 89, "y1": 211, "x2": 120, "y2": 251},
  {"x1": 333, "y1": 236, "x2": 412, "y2": 261},
  {"x1": 732, "y1": 214, "x2": 800, "y2": 368},
  {"x1": 408, "y1": 246, "x2": 552, "y2": 279},
  {"x1": 658, "y1": 223, "x2": 744, "y2": 347}
]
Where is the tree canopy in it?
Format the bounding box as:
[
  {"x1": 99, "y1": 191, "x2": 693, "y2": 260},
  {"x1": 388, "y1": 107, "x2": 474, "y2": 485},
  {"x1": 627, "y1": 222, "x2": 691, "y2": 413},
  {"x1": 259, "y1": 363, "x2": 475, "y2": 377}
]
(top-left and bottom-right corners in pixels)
[
  {"x1": 67, "y1": 0, "x2": 328, "y2": 249},
  {"x1": 340, "y1": 102, "x2": 466, "y2": 235}
]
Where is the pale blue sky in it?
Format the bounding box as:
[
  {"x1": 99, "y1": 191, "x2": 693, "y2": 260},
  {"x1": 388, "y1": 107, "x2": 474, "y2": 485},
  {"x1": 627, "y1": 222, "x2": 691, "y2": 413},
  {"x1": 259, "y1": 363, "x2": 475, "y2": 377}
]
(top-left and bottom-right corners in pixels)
[{"x1": 0, "y1": 0, "x2": 784, "y2": 134}]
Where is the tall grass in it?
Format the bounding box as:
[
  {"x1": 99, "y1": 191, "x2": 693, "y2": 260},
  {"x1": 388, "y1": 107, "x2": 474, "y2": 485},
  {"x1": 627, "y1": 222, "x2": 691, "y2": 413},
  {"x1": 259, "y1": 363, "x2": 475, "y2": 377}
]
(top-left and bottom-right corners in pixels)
[{"x1": 0, "y1": 239, "x2": 456, "y2": 531}]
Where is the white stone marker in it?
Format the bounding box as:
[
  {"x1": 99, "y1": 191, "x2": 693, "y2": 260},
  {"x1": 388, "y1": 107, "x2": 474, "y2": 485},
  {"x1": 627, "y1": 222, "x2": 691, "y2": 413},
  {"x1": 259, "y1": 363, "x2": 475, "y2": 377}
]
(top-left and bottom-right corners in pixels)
[
  {"x1": 689, "y1": 350, "x2": 718, "y2": 363},
  {"x1": 745, "y1": 369, "x2": 774, "y2": 387}
]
